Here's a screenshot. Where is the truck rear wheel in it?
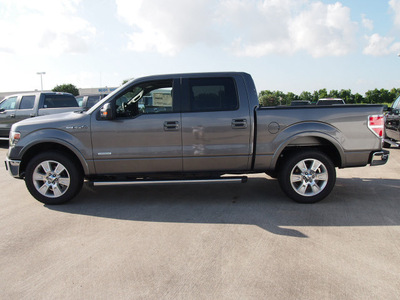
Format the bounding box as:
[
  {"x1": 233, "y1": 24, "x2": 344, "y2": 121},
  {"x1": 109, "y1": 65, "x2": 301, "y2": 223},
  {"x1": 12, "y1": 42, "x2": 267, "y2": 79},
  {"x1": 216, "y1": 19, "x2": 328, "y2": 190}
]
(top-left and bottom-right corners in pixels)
[
  {"x1": 25, "y1": 152, "x2": 83, "y2": 205},
  {"x1": 278, "y1": 150, "x2": 336, "y2": 203}
]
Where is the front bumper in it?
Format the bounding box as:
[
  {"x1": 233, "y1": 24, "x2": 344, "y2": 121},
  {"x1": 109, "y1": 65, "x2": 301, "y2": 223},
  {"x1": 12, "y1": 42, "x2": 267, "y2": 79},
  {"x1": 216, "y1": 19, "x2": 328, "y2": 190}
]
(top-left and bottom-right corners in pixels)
[
  {"x1": 4, "y1": 158, "x2": 21, "y2": 178},
  {"x1": 370, "y1": 150, "x2": 390, "y2": 166}
]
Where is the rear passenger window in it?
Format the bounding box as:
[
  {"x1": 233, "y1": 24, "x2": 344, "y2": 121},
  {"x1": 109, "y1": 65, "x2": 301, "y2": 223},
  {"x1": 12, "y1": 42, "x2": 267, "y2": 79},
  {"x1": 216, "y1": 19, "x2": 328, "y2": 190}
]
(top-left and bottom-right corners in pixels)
[
  {"x1": 44, "y1": 95, "x2": 79, "y2": 108},
  {"x1": 189, "y1": 77, "x2": 238, "y2": 112},
  {"x1": 19, "y1": 96, "x2": 35, "y2": 109}
]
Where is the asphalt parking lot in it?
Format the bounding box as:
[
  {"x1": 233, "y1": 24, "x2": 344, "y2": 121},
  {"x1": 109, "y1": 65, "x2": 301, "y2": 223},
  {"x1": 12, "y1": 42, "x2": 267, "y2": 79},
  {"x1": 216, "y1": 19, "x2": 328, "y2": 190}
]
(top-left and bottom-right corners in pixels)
[{"x1": 1, "y1": 141, "x2": 399, "y2": 299}]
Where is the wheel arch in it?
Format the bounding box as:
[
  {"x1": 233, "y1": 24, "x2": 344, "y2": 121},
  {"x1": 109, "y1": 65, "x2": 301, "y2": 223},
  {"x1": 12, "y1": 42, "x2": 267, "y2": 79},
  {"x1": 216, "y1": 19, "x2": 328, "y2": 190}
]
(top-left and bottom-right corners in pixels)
[
  {"x1": 272, "y1": 132, "x2": 344, "y2": 174},
  {"x1": 19, "y1": 140, "x2": 89, "y2": 178}
]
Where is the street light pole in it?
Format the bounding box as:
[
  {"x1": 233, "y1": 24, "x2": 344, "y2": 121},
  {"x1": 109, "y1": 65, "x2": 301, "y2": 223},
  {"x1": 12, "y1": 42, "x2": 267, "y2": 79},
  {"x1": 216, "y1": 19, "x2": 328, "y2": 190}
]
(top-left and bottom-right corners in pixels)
[{"x1": 36, "y1": 72, "x2": 46, "y2": 91}]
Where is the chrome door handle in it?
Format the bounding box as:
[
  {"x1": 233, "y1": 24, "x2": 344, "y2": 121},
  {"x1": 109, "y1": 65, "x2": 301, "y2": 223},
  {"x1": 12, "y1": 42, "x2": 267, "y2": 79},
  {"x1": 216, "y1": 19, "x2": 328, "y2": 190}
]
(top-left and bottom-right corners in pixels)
[
  {"x1": 164, "y1": 121, "x2": 180, "y2": 131},
  {"x1": 232, "y1": 119, "x2": 247, "y2": 129}
]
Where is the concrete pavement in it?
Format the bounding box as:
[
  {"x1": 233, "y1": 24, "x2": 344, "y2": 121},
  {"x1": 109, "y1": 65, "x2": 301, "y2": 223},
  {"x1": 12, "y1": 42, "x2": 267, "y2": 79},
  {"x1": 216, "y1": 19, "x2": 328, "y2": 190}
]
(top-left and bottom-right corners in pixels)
[{"x1": 1, "y1": 141, "x2": 399, "y2": 299}]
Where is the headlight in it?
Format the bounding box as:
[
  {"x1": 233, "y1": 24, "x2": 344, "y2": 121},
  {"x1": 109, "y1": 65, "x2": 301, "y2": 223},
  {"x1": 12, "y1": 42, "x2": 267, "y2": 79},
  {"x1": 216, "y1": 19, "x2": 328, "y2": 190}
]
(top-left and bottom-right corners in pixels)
[{"x1": 9, "y1": 131, "x2": 21, "y2": 146}]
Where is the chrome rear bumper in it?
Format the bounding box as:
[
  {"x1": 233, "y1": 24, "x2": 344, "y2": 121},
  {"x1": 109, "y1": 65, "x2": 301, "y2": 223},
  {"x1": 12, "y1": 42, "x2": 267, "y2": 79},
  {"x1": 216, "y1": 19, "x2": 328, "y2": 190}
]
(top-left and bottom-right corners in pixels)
[{"x1": 370, "y1": 150, "x2": 390, "y2": 166}]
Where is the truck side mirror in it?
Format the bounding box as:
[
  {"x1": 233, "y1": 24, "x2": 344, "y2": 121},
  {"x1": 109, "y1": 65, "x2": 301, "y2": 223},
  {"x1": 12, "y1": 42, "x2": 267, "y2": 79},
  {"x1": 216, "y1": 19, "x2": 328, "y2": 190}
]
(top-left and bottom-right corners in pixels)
[{"x1": 100, "y1": 103, "x2": 115, "y2": 120}]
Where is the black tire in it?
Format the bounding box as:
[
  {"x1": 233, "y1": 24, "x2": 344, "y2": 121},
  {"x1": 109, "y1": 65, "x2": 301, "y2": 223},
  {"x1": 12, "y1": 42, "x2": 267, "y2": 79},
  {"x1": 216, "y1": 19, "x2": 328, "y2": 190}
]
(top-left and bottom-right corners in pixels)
[
  {"x1": 278, "y1": 150, "x2": 336, "y2": 204},
  {"x1": 25, "y1": 152, "x2": 83, "y2": 205}
]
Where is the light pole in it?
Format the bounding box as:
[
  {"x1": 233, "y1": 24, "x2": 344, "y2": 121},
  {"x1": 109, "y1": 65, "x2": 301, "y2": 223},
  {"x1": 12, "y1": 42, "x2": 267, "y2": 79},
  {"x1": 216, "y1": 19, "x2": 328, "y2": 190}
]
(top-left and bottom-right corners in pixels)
[{"x1": 37, "y1": 72, "x2": 46, "y2": 91}]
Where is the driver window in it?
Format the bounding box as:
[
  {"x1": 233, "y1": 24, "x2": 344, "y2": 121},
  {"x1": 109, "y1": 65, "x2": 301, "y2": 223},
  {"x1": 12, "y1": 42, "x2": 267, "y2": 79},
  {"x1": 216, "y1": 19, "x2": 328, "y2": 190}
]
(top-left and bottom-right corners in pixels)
[
  {"x1": 0, "y1": 96, "x2": 18, "y2": 110},
  {"x1": 115, "y1": 80, "x2": 173, "y2": 118}
]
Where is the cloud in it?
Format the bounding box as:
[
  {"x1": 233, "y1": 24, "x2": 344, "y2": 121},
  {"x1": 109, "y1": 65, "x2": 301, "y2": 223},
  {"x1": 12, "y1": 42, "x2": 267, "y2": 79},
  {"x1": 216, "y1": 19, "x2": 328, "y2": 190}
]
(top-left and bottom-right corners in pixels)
[
  {"x1": 116, "y1": 0, "x2": 219, "y2": 55},
  {"x1": 116, "y1": 0, "x2": 357, "y2": 58},
  {"x1": 389, "y1": 0, "x2": 400, "y2": 26},
  {"x1": 0, "y1": 0, "x2": 96, "y2": 56},
  {"x1": 361, "y1": 14, "x2": 374, "y2": 31},
  {"x1": 363, "y1": 33, "x2": 400, "y2": 56},
  {"x1": 288, "y1": 2, "x2": 357, "y2": 57}
]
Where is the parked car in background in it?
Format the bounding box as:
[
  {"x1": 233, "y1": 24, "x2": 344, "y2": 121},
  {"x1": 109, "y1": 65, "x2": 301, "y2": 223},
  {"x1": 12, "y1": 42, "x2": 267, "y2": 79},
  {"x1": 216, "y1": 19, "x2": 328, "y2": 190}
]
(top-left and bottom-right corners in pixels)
[
  {"x1": 291, "y1": 100, "x2": 311, "y2": 106},
  {"x1": 383, "y1": 95, "x2": 400, "y2": 147},
  {"x1": 316, "y1": 98, "x2": 346, "y2": 105},
  {"x1": 0, "y1": 92, "x2": 79, "y2": 140},
  {"x1": 76, "y1": 94, "x2": 108, "y2": 110}
]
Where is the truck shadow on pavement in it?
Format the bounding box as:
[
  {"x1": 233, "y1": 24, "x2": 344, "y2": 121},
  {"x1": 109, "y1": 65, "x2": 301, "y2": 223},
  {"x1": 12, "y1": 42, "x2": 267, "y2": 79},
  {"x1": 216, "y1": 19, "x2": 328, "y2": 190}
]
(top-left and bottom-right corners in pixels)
[{"x1": 47, "y1": 176, "x2": 400, "y2": 238}]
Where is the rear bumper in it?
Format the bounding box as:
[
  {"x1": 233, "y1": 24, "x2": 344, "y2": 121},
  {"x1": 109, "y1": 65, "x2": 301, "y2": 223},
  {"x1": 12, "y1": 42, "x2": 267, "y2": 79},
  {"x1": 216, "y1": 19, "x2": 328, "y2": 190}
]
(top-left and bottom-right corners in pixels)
[
  {"x1": 370, "y1": 150, "x2": 390, "y2": 166},
  {"x1": 4, "y1": 158, "x2": 21, "y2": 178}
]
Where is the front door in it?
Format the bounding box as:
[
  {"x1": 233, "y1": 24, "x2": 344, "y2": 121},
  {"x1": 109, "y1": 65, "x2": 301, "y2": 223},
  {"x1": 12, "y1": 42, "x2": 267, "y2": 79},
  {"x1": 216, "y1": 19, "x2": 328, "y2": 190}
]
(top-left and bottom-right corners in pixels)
[
  {"x1": 0, "y1": 96, "x2": 18, "y2": 137},
  {"x1": 91, "y1": 79, "x2": 183, "y2": 175}
]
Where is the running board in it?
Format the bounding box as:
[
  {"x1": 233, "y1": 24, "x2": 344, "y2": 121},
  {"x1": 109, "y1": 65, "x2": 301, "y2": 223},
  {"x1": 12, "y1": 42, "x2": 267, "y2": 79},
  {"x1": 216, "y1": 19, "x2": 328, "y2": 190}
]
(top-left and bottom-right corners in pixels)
[{"x1": 91, "y1": 176, "x2": 248, "y2": 187}]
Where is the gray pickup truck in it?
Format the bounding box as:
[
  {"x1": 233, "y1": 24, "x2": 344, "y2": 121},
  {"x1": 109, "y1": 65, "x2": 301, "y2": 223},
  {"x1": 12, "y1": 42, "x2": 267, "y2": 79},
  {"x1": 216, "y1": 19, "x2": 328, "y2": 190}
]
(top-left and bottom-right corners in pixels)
[
  {"x1": 0, "y1": 92, "x2": 79, "y2": 140},
  {"x1": 5, "y1": 72, "x2": 389, "y2": 205}
]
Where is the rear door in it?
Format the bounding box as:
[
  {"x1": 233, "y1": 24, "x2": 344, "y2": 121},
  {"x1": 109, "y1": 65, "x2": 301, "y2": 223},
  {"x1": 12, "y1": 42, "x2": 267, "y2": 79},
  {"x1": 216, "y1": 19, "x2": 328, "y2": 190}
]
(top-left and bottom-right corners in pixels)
[
  {"x1": 91, "y1": 79, "x2": 183, "y2": 175},
  {"x1": 180, "y1": 75, "x2": 252, "y2": 172}
]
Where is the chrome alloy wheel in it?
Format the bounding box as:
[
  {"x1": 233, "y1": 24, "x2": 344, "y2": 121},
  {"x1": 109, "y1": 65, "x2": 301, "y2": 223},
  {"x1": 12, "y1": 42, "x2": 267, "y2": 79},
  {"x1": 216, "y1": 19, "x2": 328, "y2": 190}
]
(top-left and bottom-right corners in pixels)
[
  {"x1": 32, "y1": 160, "x2": 71, "y2": 198},
  {"x1": 290, "y1": 158, "x2": 329, "y2": 197}
]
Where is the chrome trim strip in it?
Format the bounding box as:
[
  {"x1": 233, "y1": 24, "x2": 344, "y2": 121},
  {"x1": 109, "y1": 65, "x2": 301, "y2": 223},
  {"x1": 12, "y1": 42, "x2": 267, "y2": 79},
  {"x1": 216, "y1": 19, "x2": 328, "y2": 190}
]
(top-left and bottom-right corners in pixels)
[{"x1": 92, "y1": 177, "x2": 247, "y2": 187}]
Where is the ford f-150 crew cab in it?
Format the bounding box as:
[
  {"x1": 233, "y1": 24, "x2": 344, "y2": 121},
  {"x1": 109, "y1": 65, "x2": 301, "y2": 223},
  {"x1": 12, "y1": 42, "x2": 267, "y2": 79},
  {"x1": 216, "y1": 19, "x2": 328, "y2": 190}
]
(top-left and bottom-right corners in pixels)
[
  {"x1": 0, "y1": 92, "x2": 79, "y2": 140},
  {"x1": 5, "y1": 72, "x2": 389, "y2": 205}
]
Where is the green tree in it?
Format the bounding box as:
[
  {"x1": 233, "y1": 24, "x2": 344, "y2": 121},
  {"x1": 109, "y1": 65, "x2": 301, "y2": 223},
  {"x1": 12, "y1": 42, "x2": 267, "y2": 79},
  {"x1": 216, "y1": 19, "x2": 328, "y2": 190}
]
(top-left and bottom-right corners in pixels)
[
  {"x1": 353, "y1": 93, "x2": 364, "y2": 104},
  {"x1": 339, "y1": 89, "x2": 352, "y2": 103},
  {"x1": 299, "y1": 91, "x2": 312, "y2": 101},
  {"x1": 328, "y1": 90, "x2": 340, "y2": 98},
  {"x1": 286, "y1": 92, "x2": 298, "y2": 105},
  {"x1": 52, "y1": 84, "x2": 79, "y2": 96}
]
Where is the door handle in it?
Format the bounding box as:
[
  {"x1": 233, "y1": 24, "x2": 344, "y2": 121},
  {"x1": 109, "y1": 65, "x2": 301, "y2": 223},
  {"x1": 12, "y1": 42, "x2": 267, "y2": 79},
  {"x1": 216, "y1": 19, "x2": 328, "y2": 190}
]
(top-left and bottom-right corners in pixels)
[
  {"x1": 10, "y1": 114, "x2": 15, "y2": 118},
  {"x1": 232, "y1": 119, "x2": 247, "y2": 129},
  {"x1": 164, "y1": 121, "x2": 180, "y2": 131}
]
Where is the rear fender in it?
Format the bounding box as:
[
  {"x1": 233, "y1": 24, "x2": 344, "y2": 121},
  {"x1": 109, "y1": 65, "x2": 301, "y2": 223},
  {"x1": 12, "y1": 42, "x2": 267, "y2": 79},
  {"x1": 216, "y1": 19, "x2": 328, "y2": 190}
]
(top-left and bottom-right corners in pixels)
[{"x1": 270, "y1": 122, "x2": 345, "y2": 169}]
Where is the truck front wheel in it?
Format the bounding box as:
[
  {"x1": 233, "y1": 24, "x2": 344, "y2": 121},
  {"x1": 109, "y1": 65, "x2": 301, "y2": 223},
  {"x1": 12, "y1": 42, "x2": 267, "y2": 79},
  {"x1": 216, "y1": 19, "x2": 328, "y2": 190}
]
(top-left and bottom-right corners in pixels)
[
  {"x1": 25, "y1": 152, "x2": 83, "y2": 205},
  {"x1": 278, "y1": 150, "x2": 336, "y2": 203}
]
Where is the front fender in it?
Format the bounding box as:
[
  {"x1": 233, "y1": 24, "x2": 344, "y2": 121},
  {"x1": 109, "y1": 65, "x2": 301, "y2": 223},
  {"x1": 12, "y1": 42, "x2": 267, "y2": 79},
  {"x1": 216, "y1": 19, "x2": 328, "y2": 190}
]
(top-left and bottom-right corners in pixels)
[{"x1": 10, "y1": 129, "x2": 93, "y2": 175}]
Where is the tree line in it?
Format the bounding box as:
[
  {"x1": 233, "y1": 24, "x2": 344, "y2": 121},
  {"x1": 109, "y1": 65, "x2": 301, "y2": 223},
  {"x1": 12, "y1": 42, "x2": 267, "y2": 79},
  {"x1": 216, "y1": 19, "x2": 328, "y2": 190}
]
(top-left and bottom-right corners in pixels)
[{"x1": 259, "y1": 88, "x2": 400, "y2": 106}]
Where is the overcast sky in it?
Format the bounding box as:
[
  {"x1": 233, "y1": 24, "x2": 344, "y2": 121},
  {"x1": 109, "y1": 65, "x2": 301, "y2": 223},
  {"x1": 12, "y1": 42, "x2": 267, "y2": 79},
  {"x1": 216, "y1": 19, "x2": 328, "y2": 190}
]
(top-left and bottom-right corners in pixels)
[{"x1": 1, "y1": 0, "x2": 400, "y2": 95}]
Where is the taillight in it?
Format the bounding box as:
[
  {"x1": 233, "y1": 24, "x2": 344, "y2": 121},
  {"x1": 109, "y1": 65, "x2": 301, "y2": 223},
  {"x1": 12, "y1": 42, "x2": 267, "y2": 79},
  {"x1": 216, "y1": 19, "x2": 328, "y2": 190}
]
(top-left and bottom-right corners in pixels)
[{"x1": 368, "y1": 115, "x2": 384, "y2": 138}]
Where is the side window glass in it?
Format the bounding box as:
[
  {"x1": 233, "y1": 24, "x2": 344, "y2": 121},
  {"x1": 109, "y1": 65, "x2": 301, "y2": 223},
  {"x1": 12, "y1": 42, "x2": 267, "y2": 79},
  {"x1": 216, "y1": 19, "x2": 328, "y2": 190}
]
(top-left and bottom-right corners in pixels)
[
  {"x1": 44, "y1": 95, "x2": 79, "y2": 108},
  {"x1": 115, "y1": 80, "x2": 173, "y2": 118},
  {"x1": 189, "y1": 77, "x2": 238, "y2": 112},
  {"x1": 0, "y1": 96, "x2": 18, "y2": 110},
  {"x1": 76, "y1": 96, "x2": 84, "y2": 107},
  {"x1": 87, "y1": 96, "x2": 101, "y2": 108},
  {"x1": 19, "y1": 95, "x2": 35, "y2": 109}
]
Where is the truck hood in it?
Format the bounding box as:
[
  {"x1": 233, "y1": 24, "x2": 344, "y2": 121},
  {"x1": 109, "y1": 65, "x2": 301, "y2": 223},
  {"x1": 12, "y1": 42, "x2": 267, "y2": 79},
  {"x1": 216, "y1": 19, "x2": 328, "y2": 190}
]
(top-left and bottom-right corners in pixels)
[{"x1": 11, "y1": 111, "x2": 89, "y2": 133}]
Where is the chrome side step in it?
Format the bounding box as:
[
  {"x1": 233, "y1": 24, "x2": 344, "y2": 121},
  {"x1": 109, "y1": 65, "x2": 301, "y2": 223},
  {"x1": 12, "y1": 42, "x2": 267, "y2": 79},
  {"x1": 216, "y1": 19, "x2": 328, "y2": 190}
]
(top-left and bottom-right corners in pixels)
[{"x1": 91, "y1": 176, "x2": 248, "y2": 187}]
